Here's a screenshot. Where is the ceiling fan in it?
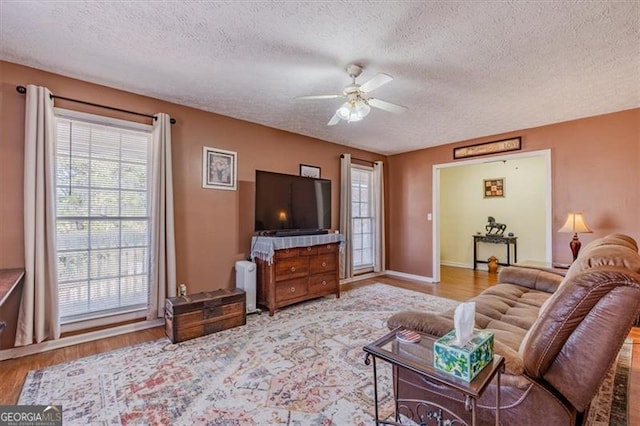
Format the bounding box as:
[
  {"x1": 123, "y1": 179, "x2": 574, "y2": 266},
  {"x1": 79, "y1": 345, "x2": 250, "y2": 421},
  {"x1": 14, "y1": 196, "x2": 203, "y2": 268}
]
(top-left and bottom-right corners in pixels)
[{"x1": 296, "y1": 64, "x2": 408, "y2": 126}]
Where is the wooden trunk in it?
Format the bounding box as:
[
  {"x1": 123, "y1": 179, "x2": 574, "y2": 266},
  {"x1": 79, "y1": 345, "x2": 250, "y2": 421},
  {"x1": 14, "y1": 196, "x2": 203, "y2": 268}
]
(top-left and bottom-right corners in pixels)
[{"x1": 165, "y1": 289, "x2": 246, "y2": 343}]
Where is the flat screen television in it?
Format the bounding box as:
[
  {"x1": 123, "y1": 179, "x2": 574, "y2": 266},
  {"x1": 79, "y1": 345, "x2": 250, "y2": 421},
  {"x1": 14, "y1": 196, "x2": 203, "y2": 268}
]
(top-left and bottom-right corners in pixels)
[{"x1": 255, "y1": 170, "x2": 331, "y2": 235}]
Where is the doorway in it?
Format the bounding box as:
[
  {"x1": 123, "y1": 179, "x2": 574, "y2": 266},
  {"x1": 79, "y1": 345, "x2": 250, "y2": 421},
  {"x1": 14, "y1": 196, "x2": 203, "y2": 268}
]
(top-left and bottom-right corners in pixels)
[{"x1": 431, "y1": 149, "x2": 552, "y2": 282}]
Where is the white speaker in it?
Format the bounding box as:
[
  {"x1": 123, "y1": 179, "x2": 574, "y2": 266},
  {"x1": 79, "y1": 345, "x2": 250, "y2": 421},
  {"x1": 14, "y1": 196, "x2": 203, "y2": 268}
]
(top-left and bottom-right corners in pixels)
[{"x1": 235, "y1": 260, "x2": 260, "y2": 314}]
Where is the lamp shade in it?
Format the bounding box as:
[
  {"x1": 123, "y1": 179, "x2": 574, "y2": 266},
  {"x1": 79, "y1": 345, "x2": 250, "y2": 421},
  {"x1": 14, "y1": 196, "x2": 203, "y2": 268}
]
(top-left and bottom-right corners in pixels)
[{"x1": 558, "y1": 213, "x2": 592, "y2": 234}]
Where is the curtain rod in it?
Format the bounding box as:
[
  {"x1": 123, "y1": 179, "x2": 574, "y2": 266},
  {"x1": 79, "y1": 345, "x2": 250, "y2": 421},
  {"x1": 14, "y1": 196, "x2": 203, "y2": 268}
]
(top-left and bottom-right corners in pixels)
[
  {"x1": 340, "y1": 154, "x2": 376, "y2": 165},
  {"x1": 16, "y1": 85, "x2": 177, "y2": 125}
]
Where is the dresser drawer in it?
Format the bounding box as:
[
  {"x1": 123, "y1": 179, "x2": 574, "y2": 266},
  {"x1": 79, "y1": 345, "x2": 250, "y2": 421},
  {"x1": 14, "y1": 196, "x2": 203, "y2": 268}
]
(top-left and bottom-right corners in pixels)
[
  {"x1": 275, "y1": 247, "x2": 298, "y2": 260},
  {"x1": 317, "y1": 243, "x2": 339, "y2": 254},
  {"x1": 310, "y1": 253, "x2": 336, "y2": 274},
  {"x1": 309, "y1": 272, "x2": 337, "y2": 294},
  {"x1": 275, "y1": 257, "x2": 309, "y2": 281},
  {"x1": 299, "y1": 246, "x2": 318, "y2": 256},
  {"x1": 276, "y1": 278, "x2": 308, "y2": 302}
]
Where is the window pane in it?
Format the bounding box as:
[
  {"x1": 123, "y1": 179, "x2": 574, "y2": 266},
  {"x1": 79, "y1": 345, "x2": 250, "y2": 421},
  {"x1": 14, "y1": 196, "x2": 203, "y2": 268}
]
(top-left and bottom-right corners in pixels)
[
  {"x1": 121, "y1": 191, "x2": 147, "y2": 216},
  {"x1": 57, "y1": 187, "x2": 89, "y2": 217},
  {"x1": 90, "y1": 190, "x2": 120, "y2": 217},
  {"x1": 57, "y1": 220, "x2": 88, "y2": 251},
  {"x1": 90, "y1": 249, "x2": 120, "y2": 279},
  {"x1": 121, "y1": 247, "x2": 148, "y2": 276},
  {"x1": 90, "y1": 221, "x2": 120, "y2": 249},
  {"x1": 91, "y1": 159, "x2": 120, "y2": 188},
  {"x1": 58, "y1": 251, "x2": 89, "y2": 282},
  {"x1": 122, "y1": 163, "x2": 147, "y2": 190},
  {"x1": 122, "y1": 220, "x2": 148, "y2": 247},
  {"x1": 59, "y1": 281, "x2": 89, "y2": 317}
]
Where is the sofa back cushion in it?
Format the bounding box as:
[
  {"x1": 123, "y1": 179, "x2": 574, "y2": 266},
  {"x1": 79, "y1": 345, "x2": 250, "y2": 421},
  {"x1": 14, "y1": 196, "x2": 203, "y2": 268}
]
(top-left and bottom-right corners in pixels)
[{"x1": 519, "y1": 234, "x2": 640, "y2": 412}]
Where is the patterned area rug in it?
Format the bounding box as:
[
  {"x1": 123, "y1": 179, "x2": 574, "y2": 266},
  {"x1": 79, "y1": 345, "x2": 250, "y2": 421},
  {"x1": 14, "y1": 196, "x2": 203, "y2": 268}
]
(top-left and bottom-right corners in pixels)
[
  {"x1": 19, "y1": 283, "x2": 459, "y2": 425},
  {"x1": 585, "y1": 338, "x2": 634, "y2": 426}
]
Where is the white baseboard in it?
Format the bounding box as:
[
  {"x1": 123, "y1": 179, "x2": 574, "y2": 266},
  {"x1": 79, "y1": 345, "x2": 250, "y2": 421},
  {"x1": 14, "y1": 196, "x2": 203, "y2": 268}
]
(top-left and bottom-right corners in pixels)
[
  {"x1": 440, "y1": 261, "x2": 488, "y2": 271},
  {"x1": 384, "y1": 270, "x2": 435, "y2": 283},
  {"x1": 340, "y1": 271, "x2": 385, "y2": 285},
  {"x1": 0, "y1": 318, "x2": 164, "y2": 361}
]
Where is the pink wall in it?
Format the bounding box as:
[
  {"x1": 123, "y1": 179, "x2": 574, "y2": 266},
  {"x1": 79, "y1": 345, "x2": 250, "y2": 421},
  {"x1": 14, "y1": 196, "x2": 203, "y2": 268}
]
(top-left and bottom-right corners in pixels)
[
  {"x1": 387, "y1": 109, "x2": 640, "y2": 277},
  {"x1": 0, "y1": 60, "x2": 385, "y2": 293}
]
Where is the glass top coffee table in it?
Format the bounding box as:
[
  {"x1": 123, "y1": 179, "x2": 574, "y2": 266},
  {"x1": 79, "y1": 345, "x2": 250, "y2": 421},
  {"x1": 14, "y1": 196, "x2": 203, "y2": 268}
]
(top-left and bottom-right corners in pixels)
[{"x1": 363, "y1": 327, "x2": 505, "y2": 426}]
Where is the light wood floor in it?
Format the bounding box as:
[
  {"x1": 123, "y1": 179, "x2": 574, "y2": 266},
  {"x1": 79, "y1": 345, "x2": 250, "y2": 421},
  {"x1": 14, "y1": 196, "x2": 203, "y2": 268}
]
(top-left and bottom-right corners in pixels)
[{"x1": 0, "y1": 266, "x2": 637, "y2": 425}]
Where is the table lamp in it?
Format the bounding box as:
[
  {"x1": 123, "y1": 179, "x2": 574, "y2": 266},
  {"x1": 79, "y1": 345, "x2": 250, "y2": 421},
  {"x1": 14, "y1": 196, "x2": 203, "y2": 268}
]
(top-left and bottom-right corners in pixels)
[{"x1": 558, "y1": 212, "x2": 593, "y2": 261}]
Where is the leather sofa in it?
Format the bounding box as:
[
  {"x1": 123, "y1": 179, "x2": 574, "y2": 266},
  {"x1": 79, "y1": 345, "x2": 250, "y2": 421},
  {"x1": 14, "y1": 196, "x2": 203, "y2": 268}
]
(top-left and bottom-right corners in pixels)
[{"x1": 387, "y1": 233, "x2": 640, "y2": 425}]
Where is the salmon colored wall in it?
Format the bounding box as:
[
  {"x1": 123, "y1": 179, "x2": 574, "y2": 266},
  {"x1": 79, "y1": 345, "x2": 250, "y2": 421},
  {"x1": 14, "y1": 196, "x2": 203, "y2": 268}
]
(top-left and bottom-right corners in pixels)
[
  {"x1": 0, "y1": 61, "x2": 385, "y2": 295},
  {"x1": 387, "y1": 109, "x2": 640, "y2": 278}
]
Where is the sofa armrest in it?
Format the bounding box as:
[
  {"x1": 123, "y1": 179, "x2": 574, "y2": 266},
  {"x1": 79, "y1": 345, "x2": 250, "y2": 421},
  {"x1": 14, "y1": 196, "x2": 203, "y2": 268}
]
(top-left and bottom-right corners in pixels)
[{"x1": 498, "y1": 266, "x2": 564, "y2": 293}]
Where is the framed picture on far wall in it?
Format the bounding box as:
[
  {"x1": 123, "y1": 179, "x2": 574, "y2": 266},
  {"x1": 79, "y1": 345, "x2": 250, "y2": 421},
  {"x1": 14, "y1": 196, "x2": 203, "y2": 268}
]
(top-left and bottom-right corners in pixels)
[
  {"x1": 299, "y1": 164, "x2": 321, "y2": 178},
  {"x1": 202, "y1": 146, "x2": 237, "y2": 190},
  {"x1": 484, "y1": 178, "x2": 505, "y2": 198}
]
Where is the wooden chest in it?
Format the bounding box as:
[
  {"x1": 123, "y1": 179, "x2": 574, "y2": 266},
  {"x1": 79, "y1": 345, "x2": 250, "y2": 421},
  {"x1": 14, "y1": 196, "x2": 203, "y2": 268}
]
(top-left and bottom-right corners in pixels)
[{"x1": 165, "y1": 289, "x2": 246, "y2": 343}]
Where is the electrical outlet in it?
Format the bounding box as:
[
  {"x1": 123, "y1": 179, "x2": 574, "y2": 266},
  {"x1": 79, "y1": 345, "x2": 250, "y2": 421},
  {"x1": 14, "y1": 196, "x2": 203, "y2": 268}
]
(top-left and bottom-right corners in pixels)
[{"x1": 427, "y1": 213, "x2": 432, "y2": 221}]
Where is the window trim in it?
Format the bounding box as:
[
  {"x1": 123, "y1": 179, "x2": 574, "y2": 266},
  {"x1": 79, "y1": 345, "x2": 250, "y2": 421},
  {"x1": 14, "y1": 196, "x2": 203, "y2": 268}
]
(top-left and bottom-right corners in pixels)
[{"x1": 351, "y1": 164, "x2": 375, "y2": 270}]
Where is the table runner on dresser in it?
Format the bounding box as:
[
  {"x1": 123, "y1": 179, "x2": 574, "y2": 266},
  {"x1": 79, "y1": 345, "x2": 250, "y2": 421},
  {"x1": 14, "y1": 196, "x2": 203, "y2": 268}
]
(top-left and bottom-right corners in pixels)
[{"x1": 250, "y1": 234, "x2": 343, "y2": 263}]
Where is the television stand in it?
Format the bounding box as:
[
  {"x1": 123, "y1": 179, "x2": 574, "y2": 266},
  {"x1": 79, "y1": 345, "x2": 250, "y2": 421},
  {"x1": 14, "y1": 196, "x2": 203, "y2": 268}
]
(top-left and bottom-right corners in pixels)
[{"x1": 274, "y1": 229, "x2": 328, "y2": 237}]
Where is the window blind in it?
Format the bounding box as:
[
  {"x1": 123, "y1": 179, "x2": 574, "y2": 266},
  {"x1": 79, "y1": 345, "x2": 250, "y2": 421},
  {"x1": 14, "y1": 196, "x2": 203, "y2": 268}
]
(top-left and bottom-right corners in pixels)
[{"x1": 55, "y1": 117, "x2": 152, "y2": 322}]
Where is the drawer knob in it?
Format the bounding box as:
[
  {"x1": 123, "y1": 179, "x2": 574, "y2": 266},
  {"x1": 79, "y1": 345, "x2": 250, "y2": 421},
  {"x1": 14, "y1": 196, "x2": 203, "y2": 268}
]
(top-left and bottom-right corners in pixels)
[
  {"x1": 321, "y1": 280, "x2": 327, "y2": 286},
  {"x1": 290, "y1": 287, "x2": 296, "y2": 293},
  {"x1": 327, "y1": 244, "x2": 331, "y2": 249},
  {"x1": 291, "y1": 266, "x2": 296, "y2": 272},
  {"x1": 285, "y1": 249, "x2": 290, "y2": 254},
  {"x1": 322, "y1": 261, "x2": 327, "y2": 267},
  {"x1": 307, "y1": 247, "x2": 312, "y2": 251}
]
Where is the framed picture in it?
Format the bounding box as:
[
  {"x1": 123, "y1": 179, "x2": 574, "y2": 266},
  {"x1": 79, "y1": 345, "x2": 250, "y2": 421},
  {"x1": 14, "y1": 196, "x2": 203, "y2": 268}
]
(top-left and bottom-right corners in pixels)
[
  {"x1": 202, "y1": 146, "x2": 237, "y2": 190},
  {"x1": 454, "y1": 137, "x2": 521, "y2": 160},
  {"x1": 484, "y1": 178, "x2": 505, "y2": 198},
  {"x1": 299, "y1": 164, "x2": 321, "y2": 178}
]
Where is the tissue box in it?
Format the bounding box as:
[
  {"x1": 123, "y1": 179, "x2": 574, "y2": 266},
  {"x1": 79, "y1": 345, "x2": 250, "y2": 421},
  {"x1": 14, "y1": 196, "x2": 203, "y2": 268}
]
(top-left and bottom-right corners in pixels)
[{"x1": 434, "y1": 329, "x2": 494, "y2": 381}]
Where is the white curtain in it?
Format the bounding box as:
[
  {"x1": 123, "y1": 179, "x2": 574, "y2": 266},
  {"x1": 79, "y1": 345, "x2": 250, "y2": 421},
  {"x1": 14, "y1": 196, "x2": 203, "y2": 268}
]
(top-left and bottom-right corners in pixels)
[
  {"x1": 373, "y1": 161, "x2": 386, "y2": 273},
  {"x1": 16, "y1": 85, "x2": 60, "y2": 346},
  {"x1": 339, "y1": 154, "x2": 353, "y2": 279},
  {"x1": 148, "y1": 113, "x2": 177, "y2": 319}
]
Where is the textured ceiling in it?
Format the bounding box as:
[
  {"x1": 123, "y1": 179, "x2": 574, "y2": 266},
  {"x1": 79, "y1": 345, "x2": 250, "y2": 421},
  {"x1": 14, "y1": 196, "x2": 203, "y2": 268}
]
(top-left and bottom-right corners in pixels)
[{"x1": 1, "y1": 1, "x2": 638, "y2": 155}]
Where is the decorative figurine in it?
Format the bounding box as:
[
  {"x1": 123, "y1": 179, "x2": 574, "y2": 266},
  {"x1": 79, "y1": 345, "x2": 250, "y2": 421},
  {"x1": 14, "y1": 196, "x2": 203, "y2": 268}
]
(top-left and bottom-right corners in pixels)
[
  {"x1": 485, "y1": 216, "x2": 507, "y2": 236},
  {"x1": 488, "y1": 256, "x2": 499, "y2": 274}
]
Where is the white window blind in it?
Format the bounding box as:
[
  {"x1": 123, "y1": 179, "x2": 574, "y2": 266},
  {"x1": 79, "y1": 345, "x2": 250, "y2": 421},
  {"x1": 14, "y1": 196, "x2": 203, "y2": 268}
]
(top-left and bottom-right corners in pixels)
[
  {"x1": 351, "y1": 167, "x2": 374, "y2": 269},
  {"x1": 55, "y1": 115, "x2": 152, "y2": 323}
]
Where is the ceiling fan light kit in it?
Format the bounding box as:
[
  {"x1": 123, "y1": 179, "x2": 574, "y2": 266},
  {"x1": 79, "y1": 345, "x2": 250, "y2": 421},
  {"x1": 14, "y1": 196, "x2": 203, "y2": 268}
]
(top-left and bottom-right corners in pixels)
[{"x1": 296, "y1": 63, "x2": 407, "y2": 126}]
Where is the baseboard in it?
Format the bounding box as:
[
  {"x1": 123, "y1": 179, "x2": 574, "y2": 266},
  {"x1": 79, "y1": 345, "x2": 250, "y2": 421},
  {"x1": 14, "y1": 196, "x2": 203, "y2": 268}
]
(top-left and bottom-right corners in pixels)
[
  {"x1": 440, "y1": 260, "x2": 472, "y2": 269},
  {"x1": 440, "y1": 261, "x2": 487, "y2": 271},
  {"x1": 384, "y1": 270, "x2": 435, "y2": 283},
  {"x1": 340, "y1": 271, "x2": 385, "y2": 285},
  {"x1": 0, "y1": 318, "x2": 164, "y2": 361}
]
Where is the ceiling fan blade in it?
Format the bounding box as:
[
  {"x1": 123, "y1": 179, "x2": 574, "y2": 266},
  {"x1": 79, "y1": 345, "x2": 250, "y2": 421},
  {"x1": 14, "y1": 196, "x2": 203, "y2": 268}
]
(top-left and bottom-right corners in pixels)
[
  {"x1": 359, "y1": 73, "x2": 393, "y2": 93},
  {"x1": 327, "y1": 113, "x2": 341, "y2": 126},
  {"x1": 296, "y1": 94, "x2": 343, "y2": 100},
  {"x1": 368, "y1": 98, "x2": 408, "y2": 114}
]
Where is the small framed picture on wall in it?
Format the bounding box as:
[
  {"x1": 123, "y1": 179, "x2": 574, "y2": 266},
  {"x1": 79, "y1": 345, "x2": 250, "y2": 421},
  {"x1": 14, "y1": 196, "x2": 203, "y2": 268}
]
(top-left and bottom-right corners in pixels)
[
  {"x1": 300, "y1": 164, "x2": 321, "y2": 178},
  {"x1": 202, "y1": 146, "x2": 237, "y2": 190},
  {"x1": 483, "y1": 178, "x2": 505, "y2": 198}
]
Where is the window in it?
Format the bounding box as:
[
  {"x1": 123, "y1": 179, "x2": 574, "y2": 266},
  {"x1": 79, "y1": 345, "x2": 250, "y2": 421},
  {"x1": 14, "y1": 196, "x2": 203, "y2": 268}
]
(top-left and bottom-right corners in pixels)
[
  {"x1": 351, "y1": 166, "x2": 374, "y2": 271},
  {"x1": 55, "y1": 112, "x2": 152, "y2": 323}
]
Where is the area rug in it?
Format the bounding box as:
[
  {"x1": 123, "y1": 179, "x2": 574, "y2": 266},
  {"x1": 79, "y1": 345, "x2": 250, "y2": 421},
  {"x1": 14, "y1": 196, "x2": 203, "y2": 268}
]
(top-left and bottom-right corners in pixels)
[
  {"x1": 585, "y1": 338, "x2": 634, "y2": 426},
  {"x1": 19, "y1": 283, "x2": 459, "y2": 425}
]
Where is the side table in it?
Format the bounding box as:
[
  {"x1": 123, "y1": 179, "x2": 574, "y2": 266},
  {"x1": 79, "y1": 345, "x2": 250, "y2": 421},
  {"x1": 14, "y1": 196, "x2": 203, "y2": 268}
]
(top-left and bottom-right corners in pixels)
[
  {"x1": 473, "y1": 235, "x2": 517, "y2": 270},
  {"x1": 363, "y1": 327, "x2": 505, "y2": 426}
]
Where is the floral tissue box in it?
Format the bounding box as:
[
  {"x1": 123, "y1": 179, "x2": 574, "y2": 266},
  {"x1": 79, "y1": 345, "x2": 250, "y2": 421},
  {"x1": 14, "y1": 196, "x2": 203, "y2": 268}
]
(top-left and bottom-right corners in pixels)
[{"x1": 433, "y1": 329, "x2": 494, "y2": 381}]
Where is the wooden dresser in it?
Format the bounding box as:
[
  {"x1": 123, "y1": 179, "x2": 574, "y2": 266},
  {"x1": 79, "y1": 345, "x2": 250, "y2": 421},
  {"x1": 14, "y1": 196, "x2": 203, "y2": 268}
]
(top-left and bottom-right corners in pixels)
[{"x1": 256, "y1": 242, "x2": 340, "y2": 316}]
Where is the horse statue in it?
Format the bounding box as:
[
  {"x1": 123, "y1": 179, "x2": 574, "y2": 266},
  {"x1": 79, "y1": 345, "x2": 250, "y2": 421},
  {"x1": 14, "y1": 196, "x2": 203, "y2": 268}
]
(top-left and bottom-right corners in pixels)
[{"x1": 485, "y1": 216, "x2": 507, "y2": 235}]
